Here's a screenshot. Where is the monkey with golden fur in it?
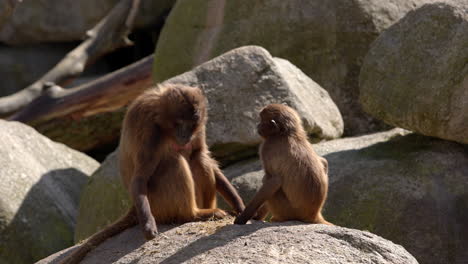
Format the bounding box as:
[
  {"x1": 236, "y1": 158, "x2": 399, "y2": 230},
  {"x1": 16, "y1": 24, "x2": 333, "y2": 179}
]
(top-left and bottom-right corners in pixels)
[
  {"x1": 60, "y1": 84, "x2": 245, "y2": 264},
  {"x1": 234, "y1": 104, "x2": 332, "y2": 225}
]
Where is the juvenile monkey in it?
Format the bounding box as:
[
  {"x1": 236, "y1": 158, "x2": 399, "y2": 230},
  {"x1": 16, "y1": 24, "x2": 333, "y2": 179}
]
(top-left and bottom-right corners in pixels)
[
  {"x1": 234, "y1": 104, "x2": 331, "y2": 225},
  {"x1": 61, "y1": 84, "x2": 245, "y2": 264}
]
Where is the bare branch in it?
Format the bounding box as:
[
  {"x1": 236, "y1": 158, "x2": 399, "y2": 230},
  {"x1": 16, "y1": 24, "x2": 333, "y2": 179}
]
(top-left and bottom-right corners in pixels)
[
  {"x1": 9, "y1": 55, "x2": 153, "y2": 151},
  {"x1": 0, "y1": 0, "x2": 141, "y2": 117}
]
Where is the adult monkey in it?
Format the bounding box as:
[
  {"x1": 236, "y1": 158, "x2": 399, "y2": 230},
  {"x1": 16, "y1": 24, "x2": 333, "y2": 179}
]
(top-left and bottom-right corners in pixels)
[
  {"x1": 60, "y1": 84, "x2": 245, "y2": 264},
  {"x1": 234, "y1": 104, "x2": 332, "y2": 225}
]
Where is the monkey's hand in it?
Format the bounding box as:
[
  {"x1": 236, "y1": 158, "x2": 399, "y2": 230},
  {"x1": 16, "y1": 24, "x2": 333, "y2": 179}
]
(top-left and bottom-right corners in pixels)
[{"x1": 142, "y1": 219, "x2": 158, "y2": 240}]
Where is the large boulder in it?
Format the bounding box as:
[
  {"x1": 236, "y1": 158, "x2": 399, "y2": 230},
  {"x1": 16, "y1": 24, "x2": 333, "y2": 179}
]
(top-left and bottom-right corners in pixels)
[
  {"x1": 0, "y1": 44, "x2": 73, "y2": 96},
  {"x1": 39, "y1": 219, "x2": 417, "y2": 264},
  {"x1": 153, "y1": 0, "x2": 436, "y2": 135},
  {"x1": 360, "y1": 1, "x2": 468, "y2": 144},
  {"x1": 219, "y1": 128, "x2": 468, "y2": 264},
  {"x1": 0, "y1": 120, "x2": 99, "y2": 264},
  {"x1": 0, "y1": 0, "x2": 176, "y2": 44},
  {"x1": 165, "y1": 46, "x2": 343, "y2": 161}
]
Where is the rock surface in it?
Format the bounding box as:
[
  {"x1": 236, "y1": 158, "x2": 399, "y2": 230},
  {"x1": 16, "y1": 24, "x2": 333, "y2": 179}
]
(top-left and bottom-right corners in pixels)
[
  {"x1": 0, "y1": 120, "x2": 99, "y2": 264},
  {"x1": 165, "y1": 45, "x2": 343, "y2": 161},
  {"x1": 0, "y1": 44, "x2": 73, "y2": 96},
  {"x1": 219, "y1": 129, "x2": 468, "y2": 264},
  {"x1": 74, "y1": 151, "x2": 130, "y2": 243},
  {"x1": 153, "y1": 0, "x2": 436, "y2": 135},
  {"x1": 39, "y1": 219, "x2": 418, "y2": 264},
  {"x1": 0, "y1": 0, "x2": 176, "y2": 44},
  {"x1": 360, "y1": 1, "x2": 468, "y2": 144}
]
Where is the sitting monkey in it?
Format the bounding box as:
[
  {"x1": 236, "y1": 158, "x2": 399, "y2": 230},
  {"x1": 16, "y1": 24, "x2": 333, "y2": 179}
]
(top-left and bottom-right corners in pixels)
[{"x1": 235, "y1": 104, "x2": 332, "y2": 225}]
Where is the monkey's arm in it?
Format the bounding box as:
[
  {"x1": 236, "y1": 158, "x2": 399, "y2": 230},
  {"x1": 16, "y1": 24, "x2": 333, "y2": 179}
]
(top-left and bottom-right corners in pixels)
[
  {"x1": 131, "y1": 160, "x2": 159, "y2": 240},
  {"x1": 234, "y1": 175, "x2": 281, "y2": 225},
  {"x1": 213, "y1": 167, "x2": 245, "y2": 214},
  {"x1": 131, "y1": 169, "x2": 157, "y2": 240},
  {"x1": 130, "y1": 133, "x2": 161, "y2": 240}
]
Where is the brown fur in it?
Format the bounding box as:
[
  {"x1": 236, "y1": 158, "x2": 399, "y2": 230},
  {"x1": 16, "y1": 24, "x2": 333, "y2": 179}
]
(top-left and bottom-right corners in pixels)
[
  {"x1": 234, "y1": 104, "x2": 332, "y2": 225},
  {"x1": 60, "y1": 84, "x2": 245, "y2": 264}
]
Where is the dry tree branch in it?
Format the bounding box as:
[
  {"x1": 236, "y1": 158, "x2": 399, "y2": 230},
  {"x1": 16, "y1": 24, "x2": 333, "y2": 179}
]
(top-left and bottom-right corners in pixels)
[
  {"x1": 9, "y1": 55, "x2": 154, "y2": 151},
  {"x1": 0, "y1": 0, "x2": 141, "y2": 117}
]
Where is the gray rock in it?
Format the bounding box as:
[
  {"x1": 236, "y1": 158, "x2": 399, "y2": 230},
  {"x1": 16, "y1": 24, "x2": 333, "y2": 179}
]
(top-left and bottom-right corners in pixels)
[
  {"x1": 219, "y1": 128, "x2": 468, "y2": 264},
  {"x1": 0, "y1": 120, "x2": 99, "y2": 264},
  {"x1": 165, "y1": 46, "x2": 343, "y2": 161},
  {"x1": 153, "y1": 0, "x2": 437, "y2": 135},
  {"x1": 360, "y1": 1, "x2": 468, "y2": 143},
  {"x1": 360, "y1": 1, "x2": 468, "y2": 144},
  {"x1": 0, "y1": 0, "x2": 176, "y2": 44},
  {"x1": 74, "y1": 151, "x2": 131, "y2": 243},
  {"x1": 0, "y1": 44, "x2": 73, "y2": 96},
  {"x1": 38, "y1": 219, "x2": 418, "y2": 264}
]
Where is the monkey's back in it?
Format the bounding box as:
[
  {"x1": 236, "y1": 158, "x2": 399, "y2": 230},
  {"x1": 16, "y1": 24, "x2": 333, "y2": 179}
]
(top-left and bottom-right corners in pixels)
[{"x1": 260, "y1": 137, "x2": 328, "y2": 221}]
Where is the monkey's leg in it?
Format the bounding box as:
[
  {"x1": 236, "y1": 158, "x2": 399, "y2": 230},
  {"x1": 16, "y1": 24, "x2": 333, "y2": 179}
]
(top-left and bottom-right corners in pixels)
[
  {"x1": 195, "y1": 208, "x2": 227, "y2": 220},
  {"x1": 167, "y1": 157, "x2": 226, "y2": 222},
  {"x1": 190, "y1": 153, "x2": 217, "y2": 209},
  {"x1": 268, "y1": 189, "x2": 299, "y2": 222},
  {"x1": 253, "y1": 204, "x2": 269, "y2": 220},
  {"x1": 58, "y1": 207, "x2": 137, "y2": 264},
  {"x1": 234, "y1": 176, "x2": 282, "y2": 225}
]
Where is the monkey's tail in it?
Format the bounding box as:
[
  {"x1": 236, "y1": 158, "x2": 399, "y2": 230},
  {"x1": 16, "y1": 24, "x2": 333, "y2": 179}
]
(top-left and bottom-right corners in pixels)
[{"x1": 59, "y1": 207, "x2": 138, "y2": 264}]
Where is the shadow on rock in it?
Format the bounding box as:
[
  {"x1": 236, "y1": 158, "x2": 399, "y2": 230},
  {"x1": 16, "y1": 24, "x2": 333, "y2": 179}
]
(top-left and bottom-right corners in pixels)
[{"x1": 0, "y1": 168, "x2": 89, "y2": 264}]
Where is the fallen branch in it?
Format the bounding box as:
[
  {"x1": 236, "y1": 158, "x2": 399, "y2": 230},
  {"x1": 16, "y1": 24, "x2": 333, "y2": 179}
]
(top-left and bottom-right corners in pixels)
[
  {"x1": 10, "y1": 55, "x2": 154, "y2": 151},
  {"x1": 0, "y1": 0, "x2": 141, "y2": 117}
]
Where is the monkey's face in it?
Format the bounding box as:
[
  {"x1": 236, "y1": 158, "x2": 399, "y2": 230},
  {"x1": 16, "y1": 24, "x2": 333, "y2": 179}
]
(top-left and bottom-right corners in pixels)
[
  {"x1": 163, "y1": 85, "x2": 207, "y2": 146},
  {"x1": 171, "y1": 104, "x2": 204, "y2": 146},
  {"x1": 173, "y1": 117, "x2": 199, "y2": 146}
]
